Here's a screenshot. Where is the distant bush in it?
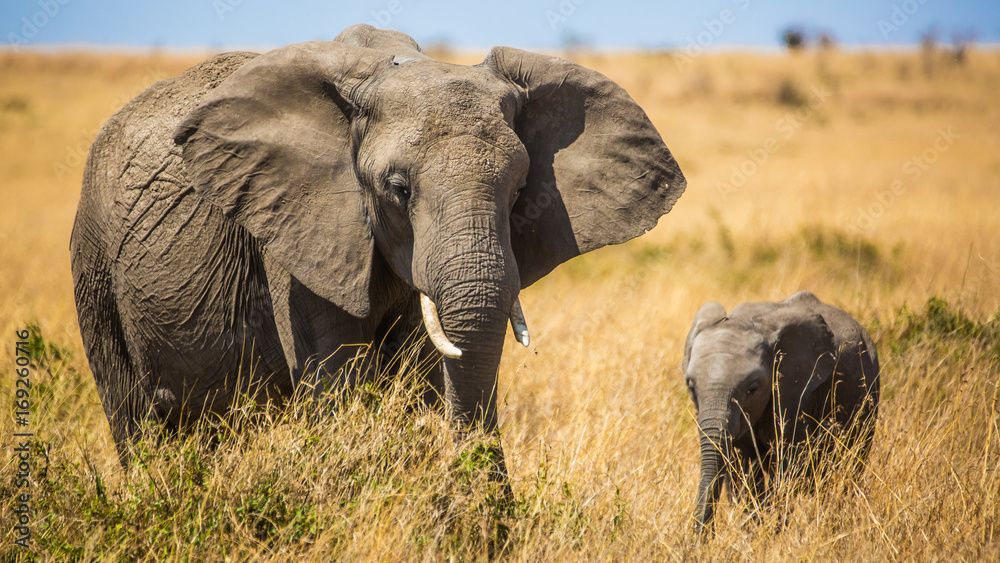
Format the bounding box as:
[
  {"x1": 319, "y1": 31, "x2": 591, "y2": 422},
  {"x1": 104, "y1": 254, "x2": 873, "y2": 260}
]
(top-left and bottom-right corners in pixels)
[
  {"x1": 1, "y1": 96, "x2": 30, "y2": 113},
  {"x1": 898, "y1": 296, "x2": 999, "y2": 348},
  {"x1": 776, "y1": 78, "x2": 807, "y2": 107}
]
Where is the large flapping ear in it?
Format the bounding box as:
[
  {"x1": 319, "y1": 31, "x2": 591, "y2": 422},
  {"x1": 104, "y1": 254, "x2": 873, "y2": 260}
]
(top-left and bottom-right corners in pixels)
[
  {"x1": 682, "y1": 302, "x2": 727, "y2": 374},
  {"x1": 483, "y1": 47, "x2": 687, "y2": 287},
  {"x1": 174, "y1": 41, "x2": 385, "y2": 318},
  {"x1": 770, "y1": 310, "x2": 837, "y2": 416}
]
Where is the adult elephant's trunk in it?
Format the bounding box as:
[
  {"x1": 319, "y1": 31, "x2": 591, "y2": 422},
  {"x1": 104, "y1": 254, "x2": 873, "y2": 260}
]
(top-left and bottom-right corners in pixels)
[
  {"x1": 413, "y1": 200, "x2": 520, "y2": 441},
  {"x1": 434, "y1": 268, "x2": 515, "y2": 435},
  {"x1": 694, "y1": 416, "x2": 731, "y2": 531}
]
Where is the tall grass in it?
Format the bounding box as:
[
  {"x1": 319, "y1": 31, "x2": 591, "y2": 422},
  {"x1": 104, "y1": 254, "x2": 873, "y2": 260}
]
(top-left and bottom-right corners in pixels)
[{"x1": 1, "y1": 46, "x2": 998, "y2": 560}]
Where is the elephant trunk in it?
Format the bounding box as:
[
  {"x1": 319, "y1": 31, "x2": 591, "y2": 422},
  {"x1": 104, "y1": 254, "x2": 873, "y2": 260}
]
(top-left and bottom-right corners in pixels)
[
  {"x1": 416, "y1": 202, "x2": 520, "y2": 433},
  {"x1": 435, "y1": 270, "x2": 515, "y2": 434},
  {"x1": 409, "y1": 187, "x2": 521, "y2": 487},
  {"x1": 694, "y1": 416, "x2": 731, "y2": 531}
]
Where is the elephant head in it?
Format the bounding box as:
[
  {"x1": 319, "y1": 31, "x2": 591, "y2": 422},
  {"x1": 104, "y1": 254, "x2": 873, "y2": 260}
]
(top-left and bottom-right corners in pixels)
[
  {"x1": 682, "y1": 299, "x2": 838, "y2": 529},
  {"x1": 172, "y1": 26, "x2": 686, "y2": 437}
]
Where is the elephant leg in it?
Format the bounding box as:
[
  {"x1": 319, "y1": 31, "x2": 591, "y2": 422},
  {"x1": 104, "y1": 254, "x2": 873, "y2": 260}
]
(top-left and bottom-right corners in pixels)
[
  {"x1": 830, "y1": 342, "x2": 880, "y2": 460},
  {"x1": 419, "y1": 347, "x2": 446, "y2": 410},
  {"x1": 72, "y1": 242, "x2": 155, "y2": 466},
  {"x1": 266, "y1": 254, "x2": 414, "y2": 395},
  {"x1": 267, "y1": 264, "x2": 368, "y2": 394},
  {"x1": 732, "y1": 439, "x2": 771, "y2": 520}
]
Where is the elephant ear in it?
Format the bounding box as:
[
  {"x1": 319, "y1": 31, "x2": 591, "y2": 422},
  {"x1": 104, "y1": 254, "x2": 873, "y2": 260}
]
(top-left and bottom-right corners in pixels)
[
  {"x1": 484, "y1": 47, "x2": 687, "y2": 287},
  {"x1": 682, "y1": 302, "x2": 727, "y2": 374},
  {"x1": 770, "y1": 310, "x2": 837, "y2": 415},
  {"x1": 174, "y1": 41, "x2": 384, "y2": 318}
]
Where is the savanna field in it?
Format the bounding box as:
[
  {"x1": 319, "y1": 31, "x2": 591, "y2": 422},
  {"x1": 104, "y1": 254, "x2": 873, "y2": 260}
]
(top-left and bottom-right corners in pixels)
[{"x1": 1, "y1": 45, "x2": 998, "y2": 560}]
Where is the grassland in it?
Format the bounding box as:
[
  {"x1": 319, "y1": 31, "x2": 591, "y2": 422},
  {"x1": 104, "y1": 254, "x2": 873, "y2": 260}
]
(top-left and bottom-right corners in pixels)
[{"x1": 0, "y1": 44, "x2": 998, "y2": 560}]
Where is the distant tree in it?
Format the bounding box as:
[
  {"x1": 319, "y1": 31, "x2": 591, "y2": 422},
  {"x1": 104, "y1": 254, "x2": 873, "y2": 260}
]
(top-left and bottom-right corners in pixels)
[
  {"x1": 920, "y1": 27, "x2": 939, "y2": 76},
  {"x1": 818, "y1": 31, "x2": 837, "y2": 50},
  {"x1": 951, "y1": 31, "x2": 974, "y2": 66},
  {"x1": 920, "y1": 28, "x2": 938, "y2": 51},
  {"x1": 560, "y1": 29, "x2": 590, "y2": 52},
  {"x1": 781, "y1": 27, "x2": 806, "y2": 51},
  {"x1": 815, "y1": 30, "x2": 837, "y2": 85}
]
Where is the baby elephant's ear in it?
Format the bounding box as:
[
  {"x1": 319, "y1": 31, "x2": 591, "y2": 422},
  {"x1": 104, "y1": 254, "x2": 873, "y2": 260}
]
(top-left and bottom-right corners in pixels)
[
  {"x1": 483, "y1": 47, "x2": 687, "y2": 288},
  {"x1": 772, "y1": 312, "x2": 837, "y2": 414},
  {"x1": 683, "y1": 302, "x2": 727, "y2": 373}
]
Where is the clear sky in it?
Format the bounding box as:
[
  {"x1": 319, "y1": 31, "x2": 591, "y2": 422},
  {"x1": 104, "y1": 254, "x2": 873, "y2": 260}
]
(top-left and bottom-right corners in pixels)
[{"x1": 2, "y1": 0, "x2": 998, "y2": 51}]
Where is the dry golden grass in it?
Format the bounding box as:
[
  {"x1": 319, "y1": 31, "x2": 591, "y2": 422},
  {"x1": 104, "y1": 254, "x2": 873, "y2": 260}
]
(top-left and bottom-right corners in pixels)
[{"x1": 1, "y1": 45, "x2": 997, "y2": 560}]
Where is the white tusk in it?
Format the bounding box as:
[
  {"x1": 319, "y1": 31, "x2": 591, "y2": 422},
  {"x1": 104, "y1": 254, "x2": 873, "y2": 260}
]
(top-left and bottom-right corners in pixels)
[
  {"x1": 420, "y1": 293, "x2": 462, "y2": 359},
  {"x1": 509, "y1": 297, "x2": 530, "y2": 347}
]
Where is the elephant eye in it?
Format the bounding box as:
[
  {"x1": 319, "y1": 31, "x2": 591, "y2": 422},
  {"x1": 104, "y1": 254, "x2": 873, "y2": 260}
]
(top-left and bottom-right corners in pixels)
[
  {"x1": 385, "y1": 175, "x2": 410, "y2": 200},
  {"x1": 746, "y1": 381, "x2": 760, "y2": 396}
]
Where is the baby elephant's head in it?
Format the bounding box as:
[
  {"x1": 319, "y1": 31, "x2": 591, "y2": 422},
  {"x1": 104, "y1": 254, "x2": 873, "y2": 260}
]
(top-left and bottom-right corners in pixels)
[{"x1": 683, "y1": 321, "x2": 773, "y2": 443}]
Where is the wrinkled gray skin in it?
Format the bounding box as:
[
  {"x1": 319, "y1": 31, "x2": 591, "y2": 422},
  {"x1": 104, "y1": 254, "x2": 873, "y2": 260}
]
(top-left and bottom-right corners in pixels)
[
  {"x1": 682, "y1": 291, "x2": 879, "y2": 530},
  {"x1": 70, "y1": 25, "x2": 686, "y2": 469}
]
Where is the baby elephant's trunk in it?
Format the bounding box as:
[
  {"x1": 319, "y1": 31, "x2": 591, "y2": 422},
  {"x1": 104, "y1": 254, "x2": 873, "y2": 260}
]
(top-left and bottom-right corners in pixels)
[{"x1": 694, "y1": 423, "x2": 729, "y2": 530}]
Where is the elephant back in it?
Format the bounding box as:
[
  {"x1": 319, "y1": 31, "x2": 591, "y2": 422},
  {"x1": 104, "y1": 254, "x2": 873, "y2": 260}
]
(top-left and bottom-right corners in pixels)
[{"x1": 74, "y1": 51, "x2": 259, "y2": 245}]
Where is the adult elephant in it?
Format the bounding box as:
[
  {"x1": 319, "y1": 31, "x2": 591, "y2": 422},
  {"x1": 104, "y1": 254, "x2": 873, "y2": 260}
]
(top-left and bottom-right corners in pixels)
[{"x1": 70, "y1": 25, "x2": 686, "y2": 468}]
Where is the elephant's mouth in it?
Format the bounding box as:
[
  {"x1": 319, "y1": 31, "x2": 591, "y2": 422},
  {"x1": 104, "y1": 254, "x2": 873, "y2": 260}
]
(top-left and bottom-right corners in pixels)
[{"x1": 420, "y1": 293, "x2": 530, "y2": 358}]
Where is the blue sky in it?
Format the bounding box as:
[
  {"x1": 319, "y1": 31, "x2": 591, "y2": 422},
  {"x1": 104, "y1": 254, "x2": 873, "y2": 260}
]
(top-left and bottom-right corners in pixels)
[{"x1": 3, "y1": 0, "x2": 998, "y2": 51}]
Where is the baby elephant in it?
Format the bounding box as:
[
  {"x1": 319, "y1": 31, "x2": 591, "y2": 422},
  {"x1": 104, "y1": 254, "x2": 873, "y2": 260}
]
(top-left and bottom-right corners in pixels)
[{"x1": 682, "y1": 291, "x2": 879, "y2": 529}]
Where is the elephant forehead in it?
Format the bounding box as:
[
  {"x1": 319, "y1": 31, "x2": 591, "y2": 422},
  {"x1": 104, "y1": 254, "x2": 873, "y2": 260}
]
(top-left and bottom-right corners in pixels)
[
  {"x1": 420, "y1": 133, "x2": 528, "y2": 182},
  {"x1": 377, "y1": 61, "x2": 509, "y2": 101},
  {"x1": 361, "y1": 62, "x2": 527, "y2": 181},
  {"x1": 690, "y1": 329, "x2": 768, "y2": 373},
  {"x1": 373, "y1": 64, "x2": 517, "y2": 136},
  {"x1": 404, "y1": 104, "x2": 511, "y2": 150},
  {"x1": 698, "y1": 327, "x2": 765, "y2": 350}
]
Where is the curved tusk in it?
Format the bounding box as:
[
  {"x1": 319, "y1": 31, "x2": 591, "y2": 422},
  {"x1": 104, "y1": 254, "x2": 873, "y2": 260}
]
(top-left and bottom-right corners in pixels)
[
  {"x1": 420, "y1": 293, "x2": 462, "y2": 359},
  {"x1": 509, "y1": 297, "x2": 530, "y2": 347}
]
